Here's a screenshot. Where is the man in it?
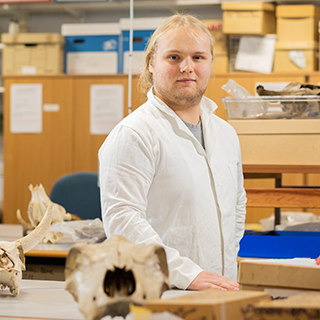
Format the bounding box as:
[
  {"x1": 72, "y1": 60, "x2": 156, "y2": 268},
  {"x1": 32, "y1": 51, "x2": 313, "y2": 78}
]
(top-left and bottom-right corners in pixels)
[{"x1": 99, "y1": 13, "x2": 247, "y2": 291}]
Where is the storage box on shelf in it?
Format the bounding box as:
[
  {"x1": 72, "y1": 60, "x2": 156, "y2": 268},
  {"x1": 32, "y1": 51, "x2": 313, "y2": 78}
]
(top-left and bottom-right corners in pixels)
[
  {"x1": 276, "y1": 5, "x2": 320, "y2": 44},
  {"x1": 202, "y1": 19, "x2": 228, "y2": 73},
  {"x1": 119, "y1": 17, "x2": 165, "y2": 74},
  {"x1": 274, "y1": 41, "x2": 319, "y2": 72},
  {"x1": 1, "y1": 33, "x2": 64, "y2": 75},
  {"x1": 221, "y1": 2, "x2": 276, "y2": 35},
  {"x1": 0, "y1": 0, "x2": 51, "y2": 2},
  {"x1": 61, "y1": 23, "x2": 121, "y2": 75},
  {"x1": 274, "y1": 5, "x2": 320, "y2": 72}
]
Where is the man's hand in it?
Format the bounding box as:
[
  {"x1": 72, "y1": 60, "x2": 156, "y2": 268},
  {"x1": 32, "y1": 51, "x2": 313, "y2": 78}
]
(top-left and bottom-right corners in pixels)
[{"x1": 187, "y1": 271, "x2": 240, "y2": 291}]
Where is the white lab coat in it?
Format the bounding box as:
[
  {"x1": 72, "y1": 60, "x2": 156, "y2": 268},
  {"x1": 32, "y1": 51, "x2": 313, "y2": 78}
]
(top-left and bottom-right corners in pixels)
[{"x1": 99, "y1": 89, "x2": 247, "y2": 289}]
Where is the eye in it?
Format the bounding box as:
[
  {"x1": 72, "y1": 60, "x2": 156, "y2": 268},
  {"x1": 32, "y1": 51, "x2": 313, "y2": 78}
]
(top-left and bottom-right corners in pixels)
[
  {"x1": 168, "y1": 55, "x2": 179, "y2": 61},
  {"x1": 194, "y1": 55, "x2": 204, "y2": 61}
]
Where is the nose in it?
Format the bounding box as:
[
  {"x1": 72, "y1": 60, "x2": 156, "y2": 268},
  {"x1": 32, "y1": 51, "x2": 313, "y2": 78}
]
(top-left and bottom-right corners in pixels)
[{"x1": 180, "y1": 57, "x2": 193, "y2": 73}]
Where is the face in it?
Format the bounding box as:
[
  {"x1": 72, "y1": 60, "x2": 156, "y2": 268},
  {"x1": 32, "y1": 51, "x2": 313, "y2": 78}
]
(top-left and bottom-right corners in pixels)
[{"x1": 149, "y1": 26, "x2": 212, "y2": 111}]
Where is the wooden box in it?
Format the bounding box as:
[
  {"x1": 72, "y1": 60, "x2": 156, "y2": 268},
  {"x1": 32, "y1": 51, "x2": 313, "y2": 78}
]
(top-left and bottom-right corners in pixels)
[
  {"x1": 273, "y1": 41, "x2": 319, "y2": 72},
  {"x1": 201, "y1": 19, "x2": 228, "y2": 55},
  {"x1": 276, "y1": 5, "x2": 320, "y2": 43},
  {"x1": 2, "y1": 33, "x2": 64, "y2": 75},
  {"x1": 202, "y1": 19, "x2": 228, "y2": 73},
  {"x1": 222, "y1": 2, "x2": 276, "y2": 35},
  {"x1": 212, "y1": 54, "x2": 228, "y2": 73}
]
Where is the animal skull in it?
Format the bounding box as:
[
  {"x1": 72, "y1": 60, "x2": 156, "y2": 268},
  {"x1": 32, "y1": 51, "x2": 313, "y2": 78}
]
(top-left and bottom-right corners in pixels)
[
  {"x1": 16, "y1": 184, "x2": 74, "y2": 243},
  {"x1": 0, "y1": 205, "x2": 53, "y2": 296},
  {"x1": 65, "y1": 235, "x2": 170, "y2": 320}
]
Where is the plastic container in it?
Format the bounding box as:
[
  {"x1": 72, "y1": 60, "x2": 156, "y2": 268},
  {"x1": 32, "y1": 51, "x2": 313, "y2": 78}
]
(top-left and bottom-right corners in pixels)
[{"x1": 222, "y1": 95, "x2": 320, "y2": 119}]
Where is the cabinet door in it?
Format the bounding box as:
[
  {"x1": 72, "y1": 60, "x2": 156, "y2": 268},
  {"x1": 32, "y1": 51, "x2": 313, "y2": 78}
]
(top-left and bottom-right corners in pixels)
[
  {"x1": 74, "y1": 76, "x2": 127, "y2": 172},
  {"x1": 3, "y1": 76, "x2": 74, "y2": 224}
]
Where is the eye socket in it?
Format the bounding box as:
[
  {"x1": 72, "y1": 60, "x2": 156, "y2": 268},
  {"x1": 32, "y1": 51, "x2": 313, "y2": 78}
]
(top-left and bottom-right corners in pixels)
[{"x1": 0, "y1": 250, "x2": 14, "y2": 268}]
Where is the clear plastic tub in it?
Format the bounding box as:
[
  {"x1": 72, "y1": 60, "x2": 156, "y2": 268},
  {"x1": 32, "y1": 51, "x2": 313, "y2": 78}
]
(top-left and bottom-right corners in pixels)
[{"x1": 222, "y1": 95, "x2": 320, "y2": 119}]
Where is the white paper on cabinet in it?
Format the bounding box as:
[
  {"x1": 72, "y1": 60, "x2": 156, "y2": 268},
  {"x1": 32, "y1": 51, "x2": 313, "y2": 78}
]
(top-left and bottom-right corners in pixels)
[
  {"x1": 90, "y1": 84, "x2": 124, "y2": 135},
  {"x1": 10, "y1": 84, "x2": 43, "y2": 133}
]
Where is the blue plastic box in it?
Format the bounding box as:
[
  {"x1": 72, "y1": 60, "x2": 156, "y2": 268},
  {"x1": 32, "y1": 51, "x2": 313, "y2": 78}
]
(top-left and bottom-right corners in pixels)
[
  {"x1": 61, "y1": 23, "x2": 120, "y2": 74},
  {"x1": 239, "y1": 230, "x2": 320, "y2": 259},
  {"x1": 119, "y1": 17, "x2": 165, "y2": 74}
]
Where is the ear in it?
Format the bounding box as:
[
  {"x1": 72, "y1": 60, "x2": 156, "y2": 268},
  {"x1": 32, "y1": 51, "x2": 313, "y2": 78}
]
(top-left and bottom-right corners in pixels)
[{"x1": 148, "y1": 56, "x2": 154, "y2": 74}]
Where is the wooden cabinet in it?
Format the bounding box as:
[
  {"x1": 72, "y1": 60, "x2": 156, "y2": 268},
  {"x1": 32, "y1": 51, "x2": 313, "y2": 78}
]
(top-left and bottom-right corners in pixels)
[
  {"x1": 3, "y1": 76, "x2": 74, "y2": 223},
  {"x1": 3, "y1": 72, "x2": 320, "y2": 224},
  {"x1": 2, "y1": 74, "x2": 145, "y2": 223}
]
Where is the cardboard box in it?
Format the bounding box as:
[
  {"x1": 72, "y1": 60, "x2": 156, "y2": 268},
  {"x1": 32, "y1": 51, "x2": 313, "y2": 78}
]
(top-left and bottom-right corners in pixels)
[
  {"x1": 274, "y1": 47, "x2": 318, "y2": 72},
  {"x1": 120, "y1": 17, "x2": 165, "y2": 74},
  {"x1": 2, "y1": 33, "x2": 64, "y2": 75},
  {"x1": 201, "y1": 19, "x2": 228, "y2": 73},
  {"x1": 145, "y1": 289, "x2": 270, "y2": 320},
  {"x1": 222, "y1": 2, "x2": 276, "y2": 35},
  {"x1": 239, "y1": 259, "x2": 320, "y2": 292},
  {"x1": 0, "y1": 0, "x2": 51, "y2": 2},
  {"x1": 228, "y1": 119, "x2": 320, "y2": 165},
  {"x1": 253, "y1": 294, "x2": 320, "y2": 320},
  {"x1": 277, "y1": 5, "x2": 320, "y2": 43},
  {"x1": 274, "y1": 40, "x2": 317, "y2": 72},
  {"x1": 201, "y1": 19, "x2": 228, "y2": 55},
  {"x1": 62, "y1": 23, "x2": 120, "y2": 74},
  {"x1": 212, "y1": 53, "x2": 228, "y2": 73}
]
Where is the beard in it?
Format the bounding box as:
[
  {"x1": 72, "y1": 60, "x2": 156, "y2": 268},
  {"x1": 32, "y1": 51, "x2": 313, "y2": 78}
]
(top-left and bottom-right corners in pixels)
[{"x1": 154, "y1": 81, "x2": 207, "y2": 110}]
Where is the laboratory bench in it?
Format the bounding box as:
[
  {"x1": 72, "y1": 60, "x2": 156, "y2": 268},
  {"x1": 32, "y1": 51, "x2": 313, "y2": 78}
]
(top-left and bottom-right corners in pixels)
[{"x1": 0, "y1": 223, "x2": 72, "y2": 281}]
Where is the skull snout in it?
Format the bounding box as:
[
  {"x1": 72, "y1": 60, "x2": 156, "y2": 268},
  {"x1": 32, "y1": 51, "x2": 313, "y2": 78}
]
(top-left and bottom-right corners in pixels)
[{"x1": 104, "y1": 267, "x2": 136, "y2": 297}]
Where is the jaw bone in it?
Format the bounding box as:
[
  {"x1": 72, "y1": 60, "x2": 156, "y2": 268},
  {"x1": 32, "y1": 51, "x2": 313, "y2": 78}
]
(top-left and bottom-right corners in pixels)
[
  {"x1": 65, "y1": 235, "x2": 170, "y2": 320},
  {"x1": 0, "y1": 205, "x2": 53, "y2": 296}
]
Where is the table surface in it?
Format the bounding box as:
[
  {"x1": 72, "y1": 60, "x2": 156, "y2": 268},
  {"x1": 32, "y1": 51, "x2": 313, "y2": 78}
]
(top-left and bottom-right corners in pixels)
[
  {"x1": 0, "y1": 280, "x2": 189, "y2": 320},
  {"x1": 0, "y1": 224, "x2": 73, "y2": 258},
  {"x1": 0, "y1": 280, "x2": 84, "y2": 320},
  {"x1": 243, "y1": 164, "x2": 320, "y2": 174}
]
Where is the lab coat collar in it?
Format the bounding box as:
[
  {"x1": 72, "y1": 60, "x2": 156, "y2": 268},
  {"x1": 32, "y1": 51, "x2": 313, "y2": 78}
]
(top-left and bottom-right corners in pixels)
[
  {"x1": 147, "y1": 88, "x2": 220, "y2": 156},
  {"x1": 147, "y1": 88, "x2": 218, "y2": 118}
]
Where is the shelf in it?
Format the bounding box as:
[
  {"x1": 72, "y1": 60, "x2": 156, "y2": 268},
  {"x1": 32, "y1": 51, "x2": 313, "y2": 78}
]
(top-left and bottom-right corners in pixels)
[
  {"x1": 0, "y1": 0, "x2": 319, "y2": 16},
  {"x1": 0, "y1": 0, "x2": 183, "y2": 15}
]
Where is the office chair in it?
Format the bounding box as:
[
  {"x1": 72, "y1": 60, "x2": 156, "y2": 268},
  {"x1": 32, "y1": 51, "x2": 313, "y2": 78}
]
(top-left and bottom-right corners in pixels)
[{"x1": 50, "y1": 172, "x2": 101, "y2": 220}]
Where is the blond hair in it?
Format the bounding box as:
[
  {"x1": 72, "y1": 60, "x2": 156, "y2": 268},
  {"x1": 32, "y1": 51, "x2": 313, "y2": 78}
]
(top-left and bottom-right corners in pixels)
[{"x1": 138, "y1": 13, "x2": 214, "y2": 96}]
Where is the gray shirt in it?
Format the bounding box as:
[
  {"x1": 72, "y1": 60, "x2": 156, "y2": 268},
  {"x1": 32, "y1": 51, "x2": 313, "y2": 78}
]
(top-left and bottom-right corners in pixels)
[{"x1": 182, "y1": 119, "x2": 205, "y2": 149}]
